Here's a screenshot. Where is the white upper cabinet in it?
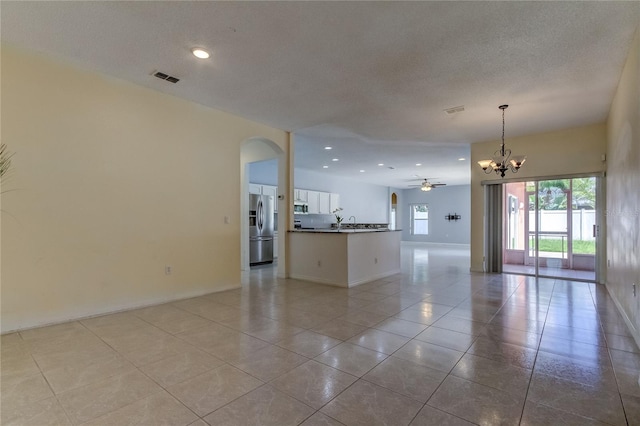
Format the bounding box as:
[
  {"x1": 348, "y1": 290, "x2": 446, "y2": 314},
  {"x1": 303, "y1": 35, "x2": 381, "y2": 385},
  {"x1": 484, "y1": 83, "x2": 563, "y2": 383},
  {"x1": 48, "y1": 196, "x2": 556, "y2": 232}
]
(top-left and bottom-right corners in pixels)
[
  {"x1": 294, "y1": 189, "x2": 308, "y2": 202},
  {"x1": 307, "y1": 190, "x2": 320, "y2": 214},
  {"x1": 330, "y1": 193, "x2": 340, "y2": 212},
  {"x1": 291, "y1": 188, "x2": 340, "y2": 215},
  {"x1": 318, "y1": 192, "x2": 331, "y2": 214},
  {"x1": 249, "y1": 183, "x2": 262, "y2": 195}
]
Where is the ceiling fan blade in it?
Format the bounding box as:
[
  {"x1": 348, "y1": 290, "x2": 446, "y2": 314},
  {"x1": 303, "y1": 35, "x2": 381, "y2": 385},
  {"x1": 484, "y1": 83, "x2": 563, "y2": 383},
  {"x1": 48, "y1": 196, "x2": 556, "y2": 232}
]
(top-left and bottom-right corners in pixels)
[{"x1": 405, "y1": 177, "x2": 439, "y2": 182}]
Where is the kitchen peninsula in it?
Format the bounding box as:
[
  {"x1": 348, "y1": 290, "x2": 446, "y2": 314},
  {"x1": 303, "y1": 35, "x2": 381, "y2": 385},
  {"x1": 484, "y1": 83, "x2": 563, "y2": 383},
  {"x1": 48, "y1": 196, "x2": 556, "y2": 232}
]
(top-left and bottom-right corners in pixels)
[{"x1": 288, "y1": 226, "x2": 401, "y2": 287}]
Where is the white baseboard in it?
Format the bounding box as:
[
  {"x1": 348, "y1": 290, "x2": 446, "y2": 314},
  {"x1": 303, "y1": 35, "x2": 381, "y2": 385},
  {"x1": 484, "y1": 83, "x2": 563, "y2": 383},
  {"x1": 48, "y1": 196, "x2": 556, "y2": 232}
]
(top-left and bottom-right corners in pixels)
[
  {"x1": 288, "y1": 274, "x2": 346, "y2": 287},
  {"x1": 348, "y1": 269, "x2": 402, "y2": 287},
  {"x1": 290, "y1": 269, "x2": 401, "y2": 288},
  {"x1": 401, "y1": 241, "x2": 471, "y2": 248},
  {"x1": 604, "y1": 283, "x2": 640, "y2": 353},
  {"x1": 1, "y1": 283, "x2": 241, "y2": 334}
]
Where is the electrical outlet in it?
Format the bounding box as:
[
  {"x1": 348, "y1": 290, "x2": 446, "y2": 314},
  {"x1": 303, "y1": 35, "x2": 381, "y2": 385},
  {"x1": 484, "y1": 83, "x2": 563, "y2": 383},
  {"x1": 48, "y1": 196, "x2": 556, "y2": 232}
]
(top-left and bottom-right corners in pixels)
[
  {"x1": 165, "y1": 266, "x2": 172, "y2": 275},
  {"x1": 317, "y1": 260, "x2": 322, "y2": 267},
  {"x1": 374, "y1": 257, "x2": 378, "y2": 264}
]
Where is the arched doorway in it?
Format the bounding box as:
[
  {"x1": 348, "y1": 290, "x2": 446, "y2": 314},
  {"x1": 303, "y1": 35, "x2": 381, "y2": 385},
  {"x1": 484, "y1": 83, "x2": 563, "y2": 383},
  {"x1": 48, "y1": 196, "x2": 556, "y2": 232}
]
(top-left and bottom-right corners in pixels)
[
  {"x1": 240, "y1": 138, "x2": 286, "y2": 276},
  {"x1": 390, "y1": 192, "x2": 398, "y2": 230}
]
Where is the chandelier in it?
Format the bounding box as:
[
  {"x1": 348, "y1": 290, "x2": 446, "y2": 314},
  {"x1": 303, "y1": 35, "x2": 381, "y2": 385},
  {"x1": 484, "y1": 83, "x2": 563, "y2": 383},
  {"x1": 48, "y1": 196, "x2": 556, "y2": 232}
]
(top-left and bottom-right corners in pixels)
[{"x1": 477, "y1": 105, "x2": 525, "y2": 178}]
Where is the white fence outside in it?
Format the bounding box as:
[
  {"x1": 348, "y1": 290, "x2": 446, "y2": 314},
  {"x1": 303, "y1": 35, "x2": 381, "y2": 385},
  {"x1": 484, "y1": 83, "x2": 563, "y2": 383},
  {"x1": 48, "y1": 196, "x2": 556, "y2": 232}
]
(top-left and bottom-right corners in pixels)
[{"x1": 529, "y1": 210, "x2": 596, "y2": 241}]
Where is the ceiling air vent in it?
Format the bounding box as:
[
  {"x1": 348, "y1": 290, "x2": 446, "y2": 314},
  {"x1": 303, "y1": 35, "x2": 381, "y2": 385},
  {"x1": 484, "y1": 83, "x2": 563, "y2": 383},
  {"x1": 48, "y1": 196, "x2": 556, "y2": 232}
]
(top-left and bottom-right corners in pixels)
[
  {"x1": 444, "y1": 105, "x2": 465, "y2": 115},
  {"x1": 152, "y1": 71, "x2": 180, "y2": 84}
]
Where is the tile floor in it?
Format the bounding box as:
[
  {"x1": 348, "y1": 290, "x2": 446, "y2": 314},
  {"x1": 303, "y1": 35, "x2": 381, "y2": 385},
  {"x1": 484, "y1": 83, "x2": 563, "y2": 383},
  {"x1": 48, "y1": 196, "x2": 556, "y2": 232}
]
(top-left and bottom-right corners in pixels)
[
  {"x1": 2, "y1": 244, "x2": 639, "y2": 425},
  {"x1": 502, "y1": 263, "x2": 596, "y2": 282}
]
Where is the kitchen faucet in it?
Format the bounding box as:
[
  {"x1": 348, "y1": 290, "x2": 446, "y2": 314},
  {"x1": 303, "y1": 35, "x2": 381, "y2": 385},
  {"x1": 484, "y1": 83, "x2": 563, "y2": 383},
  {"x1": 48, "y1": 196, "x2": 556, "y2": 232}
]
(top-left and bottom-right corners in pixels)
[{"x1": 349, "y1": 216, "x2": 356, "y2": 224}]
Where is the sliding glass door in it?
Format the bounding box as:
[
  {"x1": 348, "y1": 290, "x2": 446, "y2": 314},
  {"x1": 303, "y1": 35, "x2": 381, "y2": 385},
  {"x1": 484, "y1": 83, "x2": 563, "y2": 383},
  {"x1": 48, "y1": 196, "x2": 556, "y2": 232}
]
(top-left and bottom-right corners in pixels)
[{"x1": 503, "y1": 176, "x2": 599, "y2": 281}]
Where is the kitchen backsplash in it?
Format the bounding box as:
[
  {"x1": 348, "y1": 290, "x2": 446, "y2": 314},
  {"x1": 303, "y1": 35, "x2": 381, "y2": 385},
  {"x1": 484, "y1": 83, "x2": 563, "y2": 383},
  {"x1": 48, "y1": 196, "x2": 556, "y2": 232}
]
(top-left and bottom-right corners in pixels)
[{"x1": 296, "y1": 214, "x2": 335, "y2": 229}]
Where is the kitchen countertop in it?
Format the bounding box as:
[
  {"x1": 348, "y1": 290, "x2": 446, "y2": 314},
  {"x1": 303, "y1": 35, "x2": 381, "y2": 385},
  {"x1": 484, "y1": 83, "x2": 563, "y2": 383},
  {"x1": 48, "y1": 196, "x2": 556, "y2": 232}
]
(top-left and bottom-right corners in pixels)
[{"x1": 289, "y1": 229, "x2": 401, "y2": 233}]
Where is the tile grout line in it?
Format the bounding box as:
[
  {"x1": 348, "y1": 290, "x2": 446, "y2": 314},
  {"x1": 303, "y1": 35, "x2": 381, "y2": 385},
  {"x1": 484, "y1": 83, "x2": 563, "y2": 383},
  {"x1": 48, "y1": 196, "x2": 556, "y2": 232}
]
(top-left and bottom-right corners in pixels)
[{"x1": 515, "y1": 277, "x2": 555, "y2": 425}]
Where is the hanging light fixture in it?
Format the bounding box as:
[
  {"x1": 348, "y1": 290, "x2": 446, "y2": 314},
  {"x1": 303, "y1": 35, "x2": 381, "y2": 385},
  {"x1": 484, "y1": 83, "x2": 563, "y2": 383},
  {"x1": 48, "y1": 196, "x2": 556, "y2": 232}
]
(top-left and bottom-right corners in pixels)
[
  {"x1": 420, "y1": 182, "x2": 432, "y2": 192},
  {"x1": 478, "y1": 105, "x2": 526, "y2": 178}
]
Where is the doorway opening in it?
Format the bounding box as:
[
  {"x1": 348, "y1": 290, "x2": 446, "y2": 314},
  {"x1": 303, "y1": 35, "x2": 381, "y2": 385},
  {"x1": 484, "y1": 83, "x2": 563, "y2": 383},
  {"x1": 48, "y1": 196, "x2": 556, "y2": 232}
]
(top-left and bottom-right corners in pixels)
[
  {"x1": 248, "y1": 159, "x2": 278, "y2": 270},
  {"x1": 390, "y1": 192, "x2": 398, "y2": 230},
  {"x1": 502, "y1": 176, "x2": 600, "y2": 281},
  {"x1": 240, "y1": 137, "x2": 285, "y2": 277}
]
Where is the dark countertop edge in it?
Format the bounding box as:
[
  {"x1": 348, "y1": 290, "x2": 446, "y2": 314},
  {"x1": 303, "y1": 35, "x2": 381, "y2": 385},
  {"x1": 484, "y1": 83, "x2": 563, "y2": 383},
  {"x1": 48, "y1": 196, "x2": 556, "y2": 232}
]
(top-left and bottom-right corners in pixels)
[{"x1": 288, "y1": 229, "x2": 402, "y2": 233}]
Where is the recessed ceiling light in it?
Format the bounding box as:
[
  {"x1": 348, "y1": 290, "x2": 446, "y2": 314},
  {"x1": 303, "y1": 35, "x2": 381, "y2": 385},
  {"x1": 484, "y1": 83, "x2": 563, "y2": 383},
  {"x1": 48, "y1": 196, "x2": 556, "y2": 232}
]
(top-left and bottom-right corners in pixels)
[
  {"x1": 378, "y1": 163, "x2": 384, "y2": 166},
  {"x1": 332, "y1": 158, "x2": 339, "y2": 162},
  {"x1": 359, "y1": 170, "x2": 365, "y2": 173},
  {"x1": 324, "y1": 146, "x2": 332, "y2": 150},
  {"x1": 322, "y1": 165, "x2": 329, "y2": 169},
  {"x1": 416, "y1": 163, "x2": 422, "y2": 166},
  {"x1": 458, "y1": 157, "x2": 466, "y2": 161},
  {"x1": 191, "y1": 48, "x2": 210, "y2": 59}
]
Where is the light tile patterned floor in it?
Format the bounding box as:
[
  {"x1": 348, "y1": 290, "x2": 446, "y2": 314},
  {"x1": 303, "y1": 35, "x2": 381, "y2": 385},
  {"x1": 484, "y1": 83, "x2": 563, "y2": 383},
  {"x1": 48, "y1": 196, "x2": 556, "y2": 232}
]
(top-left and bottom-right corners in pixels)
[{"x1": 1, "y1": 244, "x2": 639, "y2": 425}]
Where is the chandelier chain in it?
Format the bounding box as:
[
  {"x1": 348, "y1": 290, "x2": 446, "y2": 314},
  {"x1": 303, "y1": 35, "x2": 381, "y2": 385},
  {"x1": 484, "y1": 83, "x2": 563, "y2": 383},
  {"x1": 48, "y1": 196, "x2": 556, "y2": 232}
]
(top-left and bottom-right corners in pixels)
[
  {"x1": 477, "y1": 104, "x2": 526, "y2": 178},
  {"x1": 502, "y1": 107, "x2": 505, "y2": 149}
]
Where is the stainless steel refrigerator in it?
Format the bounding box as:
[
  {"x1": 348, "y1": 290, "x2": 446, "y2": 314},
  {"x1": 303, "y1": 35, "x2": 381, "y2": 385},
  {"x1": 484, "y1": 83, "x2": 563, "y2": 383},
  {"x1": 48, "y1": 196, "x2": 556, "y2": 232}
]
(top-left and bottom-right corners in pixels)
[{"x1": 249, "y1": 194, "x2": 274, "y2": 265}]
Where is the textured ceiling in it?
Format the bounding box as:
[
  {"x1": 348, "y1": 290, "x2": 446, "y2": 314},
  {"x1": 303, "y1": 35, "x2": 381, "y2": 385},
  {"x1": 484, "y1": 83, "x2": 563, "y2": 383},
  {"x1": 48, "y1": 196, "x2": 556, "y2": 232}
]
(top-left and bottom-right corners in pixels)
[{"x1": 2, "y1": 2, "x2": 638, "y2": 187}]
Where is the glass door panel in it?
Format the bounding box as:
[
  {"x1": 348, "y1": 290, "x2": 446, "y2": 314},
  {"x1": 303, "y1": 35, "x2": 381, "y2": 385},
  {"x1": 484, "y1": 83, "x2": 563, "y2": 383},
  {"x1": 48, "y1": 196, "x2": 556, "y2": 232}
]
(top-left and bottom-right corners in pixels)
[
  {"x1": 570, "y1": 177, "x2": 597, "y2": 281},
  {"x1": 526, "y1": 191, "x2": 536, "y2": 266},
  {"x1": 503, "y1": 177, "x2": 598, "y2": 282},
  {"x1": 536, "y1": 179, "x2": 570, "y2": 276}
]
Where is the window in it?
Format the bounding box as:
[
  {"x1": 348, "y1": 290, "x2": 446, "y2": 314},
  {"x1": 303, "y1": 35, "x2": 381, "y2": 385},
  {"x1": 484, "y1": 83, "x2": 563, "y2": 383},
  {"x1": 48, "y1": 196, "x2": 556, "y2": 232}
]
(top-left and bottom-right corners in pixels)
[{"x1": 411, "y1": 204, "x2": 429, "y2": 235}]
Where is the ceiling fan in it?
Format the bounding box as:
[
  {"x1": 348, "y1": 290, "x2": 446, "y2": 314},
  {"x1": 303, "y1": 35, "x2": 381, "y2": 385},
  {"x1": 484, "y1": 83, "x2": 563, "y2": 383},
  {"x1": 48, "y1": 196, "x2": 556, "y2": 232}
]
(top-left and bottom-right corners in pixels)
[{"x1": 408, "y1": 178, "x2": 447, "y2": 192}]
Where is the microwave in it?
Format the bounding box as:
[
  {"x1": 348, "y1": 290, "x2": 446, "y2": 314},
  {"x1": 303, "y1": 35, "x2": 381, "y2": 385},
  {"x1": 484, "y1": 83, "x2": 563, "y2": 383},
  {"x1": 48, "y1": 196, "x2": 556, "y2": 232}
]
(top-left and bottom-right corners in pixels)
[{"x1": 293, "y1": 201, "x2": 308, "y2": 214}]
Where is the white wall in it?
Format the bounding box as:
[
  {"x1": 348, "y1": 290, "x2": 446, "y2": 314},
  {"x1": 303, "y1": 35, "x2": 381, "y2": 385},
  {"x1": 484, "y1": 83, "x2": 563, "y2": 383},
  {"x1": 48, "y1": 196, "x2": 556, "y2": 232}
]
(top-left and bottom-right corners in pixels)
[
  {"x1": 294, "y1": 169, "x2": 391, "y2": 223},
  {"x1": 401, "y1": 185, "x2": 470, "y2": 244},
  {"x1": 606, "y1": 27, "x2": 640, "y2": 345},
  {"x1": 249, "y1": 159, "x2": 278, "y2": 186},
  {"x1": 250, "y1": 160, "x2": 394, "y2": 228},
  {"x1": 1, "y1": 46, "x2": 288, "y2": 332}
]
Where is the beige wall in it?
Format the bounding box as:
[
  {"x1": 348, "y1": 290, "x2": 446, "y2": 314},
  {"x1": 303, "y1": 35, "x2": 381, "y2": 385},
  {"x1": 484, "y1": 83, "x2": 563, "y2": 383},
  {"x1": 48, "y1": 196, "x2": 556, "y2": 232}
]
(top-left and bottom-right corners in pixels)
[
  {"x1": 606, "y1": 27, "x2": 640, "y2": 343},
  {"x1": 1, "y1": 46, "x2": 288, "y2": 332},
  {"x1": 470, "y1": 123, "x2": 607, "y2": 272}
]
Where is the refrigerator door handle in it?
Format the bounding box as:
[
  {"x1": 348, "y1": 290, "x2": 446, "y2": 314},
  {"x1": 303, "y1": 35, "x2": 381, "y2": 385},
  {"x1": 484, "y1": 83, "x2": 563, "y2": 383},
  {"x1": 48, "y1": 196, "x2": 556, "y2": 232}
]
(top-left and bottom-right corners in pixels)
[{"x1": 257, "y1": 199, "x2": 263, "y2": 232}]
